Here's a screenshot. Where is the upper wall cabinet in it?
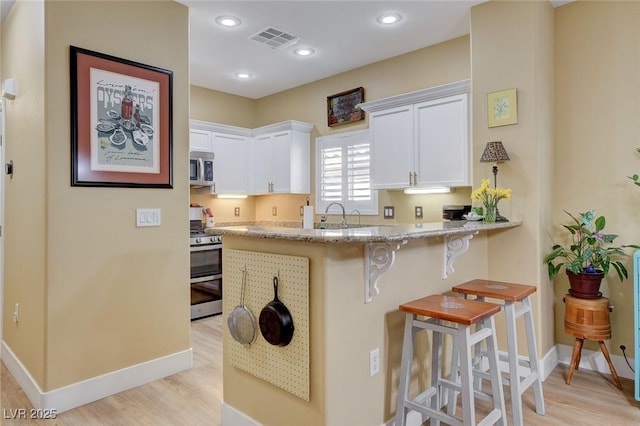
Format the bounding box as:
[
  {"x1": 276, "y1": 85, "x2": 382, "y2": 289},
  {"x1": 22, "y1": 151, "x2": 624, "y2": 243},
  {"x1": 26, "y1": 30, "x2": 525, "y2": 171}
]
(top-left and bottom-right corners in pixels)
[
  {"x1": 189, "y1": 128, "x2": 213, "y2": 152},
  {"x1": 360, "y1": 80, "x2": 471, "y2": 190},
  {"x1": 190, "y1": 121, "x2": 252, "y2": 195},
  {"x1": 250, "y1": 121, "x2": 314, "y2": 195},
  {"x1": 190, "y1": 119, "x2": 314, "y2": 196}
]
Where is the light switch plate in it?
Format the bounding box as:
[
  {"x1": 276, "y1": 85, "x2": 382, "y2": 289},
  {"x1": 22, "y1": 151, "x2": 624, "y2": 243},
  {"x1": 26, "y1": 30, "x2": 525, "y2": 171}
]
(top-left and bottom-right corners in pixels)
[{"x1": 136, "y1": 208, "x2": 161, "y2": 227}]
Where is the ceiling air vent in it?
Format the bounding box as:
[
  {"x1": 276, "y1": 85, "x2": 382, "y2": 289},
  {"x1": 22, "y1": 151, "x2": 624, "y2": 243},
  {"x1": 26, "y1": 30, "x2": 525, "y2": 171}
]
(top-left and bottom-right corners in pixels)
[{"x1": 249, "y1": 27, "x2": 299, "y2": 49}]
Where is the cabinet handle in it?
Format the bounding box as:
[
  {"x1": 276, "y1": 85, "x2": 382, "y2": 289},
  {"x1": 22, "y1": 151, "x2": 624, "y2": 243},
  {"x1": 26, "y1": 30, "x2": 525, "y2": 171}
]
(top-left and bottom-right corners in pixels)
[
  {"x1": 409, "y1": 172, "x2": 413, "y2": 186},
  {"x1": 413, "y1": 172, "x2": 418, "y2": 186}
]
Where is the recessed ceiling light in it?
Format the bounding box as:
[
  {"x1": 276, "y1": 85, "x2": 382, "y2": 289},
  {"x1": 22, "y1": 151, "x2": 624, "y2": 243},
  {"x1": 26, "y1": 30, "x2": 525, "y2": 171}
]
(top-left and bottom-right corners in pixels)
[
  {"x1": 234, "y1": 72, "x2": 252, "y2": 80},
  {"x1": 293, "y1": 47, "x2": 315, "y2": 57},
  {"x1": 376, "y1": 12, "x2": 403, "y2": 25},
  {"x1": 215, "y1": 15, "x2": 241, "y2": 27}
]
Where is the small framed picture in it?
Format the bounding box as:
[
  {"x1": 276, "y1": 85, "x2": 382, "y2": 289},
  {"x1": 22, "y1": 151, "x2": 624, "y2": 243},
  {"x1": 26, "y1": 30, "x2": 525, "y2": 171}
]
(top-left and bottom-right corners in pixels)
[
  {"x1": 327, "y1": 87, "x2": 365, "y2": 127},
  {"x1": 487, "y1": 88, "x2": 518, "y2": 128}
]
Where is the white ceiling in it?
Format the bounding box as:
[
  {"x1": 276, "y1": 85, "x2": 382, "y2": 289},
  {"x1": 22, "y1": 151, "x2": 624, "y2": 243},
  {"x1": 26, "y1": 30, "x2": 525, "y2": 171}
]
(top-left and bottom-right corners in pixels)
[{"x1": 178, "y1": 0, "x2": 488, "y2": 99}]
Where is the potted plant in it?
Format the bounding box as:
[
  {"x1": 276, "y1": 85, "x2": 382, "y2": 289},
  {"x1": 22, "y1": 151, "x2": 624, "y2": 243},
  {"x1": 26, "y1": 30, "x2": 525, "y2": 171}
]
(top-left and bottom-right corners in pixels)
[{"x1": 544, "y1": 209, "x2": 639, "y2": 298}]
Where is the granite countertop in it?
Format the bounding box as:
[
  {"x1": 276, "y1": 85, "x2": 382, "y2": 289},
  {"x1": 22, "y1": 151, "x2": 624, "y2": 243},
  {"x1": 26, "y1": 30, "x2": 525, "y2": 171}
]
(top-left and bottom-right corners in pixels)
[{"x1": 205, "y1": 221, "x2": 522, "y2": 243}]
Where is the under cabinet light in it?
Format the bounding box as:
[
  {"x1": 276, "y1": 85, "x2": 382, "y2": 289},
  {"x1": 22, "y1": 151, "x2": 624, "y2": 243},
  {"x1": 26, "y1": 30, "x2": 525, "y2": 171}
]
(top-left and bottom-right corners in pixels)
[
  {"x1": 216, "y1": 194, "x2": 248, "y2": 199},
  {"x1": 404, "y1": 187, "x2": 452, "y2": 195}
]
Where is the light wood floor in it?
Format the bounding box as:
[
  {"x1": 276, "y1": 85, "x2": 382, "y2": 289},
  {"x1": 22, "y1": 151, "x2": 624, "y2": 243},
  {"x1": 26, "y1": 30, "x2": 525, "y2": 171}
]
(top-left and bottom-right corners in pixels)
[{"x1": 1, "y1": 314, "x2": 639, "y2": 425}]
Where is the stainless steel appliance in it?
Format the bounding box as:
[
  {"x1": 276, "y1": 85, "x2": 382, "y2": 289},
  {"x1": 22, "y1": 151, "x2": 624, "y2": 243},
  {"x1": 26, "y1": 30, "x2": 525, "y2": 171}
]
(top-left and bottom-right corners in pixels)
[
  {"x1": 190, "y1": 220, "x2": 222, "y2": 319},
  {"x1": 189, "y1": 151, "x2": 215, "y2": 187}
]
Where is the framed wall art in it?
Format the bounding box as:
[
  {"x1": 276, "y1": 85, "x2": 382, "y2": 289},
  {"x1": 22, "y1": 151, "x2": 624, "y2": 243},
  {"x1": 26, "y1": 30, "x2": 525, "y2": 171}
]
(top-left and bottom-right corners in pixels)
[
  {"x1": 327, "y1": 87, "x2": 365, "y2": 127},
  {"x1": 70, "y1": 46, "x2": 173, "y2": 188},
  {"x1": 487, "y1": 88, "x2": 518, "y2": 128}
]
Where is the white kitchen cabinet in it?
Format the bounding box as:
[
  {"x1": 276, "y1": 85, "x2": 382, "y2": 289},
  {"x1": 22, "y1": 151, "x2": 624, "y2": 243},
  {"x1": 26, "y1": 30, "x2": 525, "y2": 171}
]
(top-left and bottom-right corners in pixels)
[
  {"x1": 360, "y1": 80, "x2": 471, "y2": 190},
  {"x1": 190, "y1": 120, "x2": 252, "y2": 195},
  {"x1": 367, "y1": 105, "x2": 414, "y2": 190},
  {"x1": 210, "y1": 132, "x2": 250, "y2": 194},
  {"x1": 414, "y1": 94, "x2": 469, "y2": 187},
  {"x1": 250, "y1": 121, "x2": 314, "y2": 195},
  {"x1": 189, "y1": 128, "x2": 213, "y2": 152}
]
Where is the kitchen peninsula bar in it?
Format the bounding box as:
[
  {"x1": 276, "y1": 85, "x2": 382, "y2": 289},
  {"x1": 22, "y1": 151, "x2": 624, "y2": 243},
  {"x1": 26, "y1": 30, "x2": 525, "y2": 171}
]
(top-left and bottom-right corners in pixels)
[{"x1": 207, "y1": 221, "x2": 521, "y2": 426}]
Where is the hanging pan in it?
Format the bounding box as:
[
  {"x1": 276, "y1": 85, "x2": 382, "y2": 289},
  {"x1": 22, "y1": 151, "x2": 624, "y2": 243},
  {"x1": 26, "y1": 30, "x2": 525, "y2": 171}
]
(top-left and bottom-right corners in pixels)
[
  {"x1": 227, "y1": 267, "x2": 257, "y2": 347},
  {"x1": 259, "y1": 276, "x2": 295, "y2": 346}
]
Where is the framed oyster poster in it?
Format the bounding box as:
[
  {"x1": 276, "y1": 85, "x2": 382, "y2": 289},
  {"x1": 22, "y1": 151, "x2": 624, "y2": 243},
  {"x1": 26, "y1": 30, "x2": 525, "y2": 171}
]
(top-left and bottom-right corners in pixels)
[
  {"x1": 70, "y1": 46, "x2": 173, "y2": 188},
  {"x1": 487, "y1": 88, "x2": 518, "y2": 128}
]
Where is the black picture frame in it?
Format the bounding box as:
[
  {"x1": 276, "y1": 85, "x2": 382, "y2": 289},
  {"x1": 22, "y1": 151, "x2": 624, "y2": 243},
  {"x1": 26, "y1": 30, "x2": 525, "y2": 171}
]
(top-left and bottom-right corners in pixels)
[
  {"x1": 327, "y1": 87, "x2": 365, "y2": 127},
  {"x1": 70, "y1": 46, "x2": 173, "y2": 188}
]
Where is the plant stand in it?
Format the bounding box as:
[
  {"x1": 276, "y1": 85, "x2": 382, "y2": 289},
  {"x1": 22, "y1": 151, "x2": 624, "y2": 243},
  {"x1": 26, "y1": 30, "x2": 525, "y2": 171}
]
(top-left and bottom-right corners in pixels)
[{"x1": 563, "y1": 294, "x2": 622, "y2": 389}]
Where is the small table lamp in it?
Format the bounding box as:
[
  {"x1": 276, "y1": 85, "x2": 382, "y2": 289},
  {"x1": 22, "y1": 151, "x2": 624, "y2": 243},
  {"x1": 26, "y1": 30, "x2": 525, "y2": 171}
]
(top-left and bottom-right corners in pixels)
[{"x1": 480, "y1": 141, "x2": 510, "y2": 222}]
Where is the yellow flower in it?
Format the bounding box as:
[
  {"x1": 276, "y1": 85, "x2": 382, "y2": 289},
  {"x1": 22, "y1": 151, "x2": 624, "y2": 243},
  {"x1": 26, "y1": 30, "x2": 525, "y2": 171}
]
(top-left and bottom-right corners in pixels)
[{"x1": 470, "y1": 178, "x2": 512, "y2": 208}]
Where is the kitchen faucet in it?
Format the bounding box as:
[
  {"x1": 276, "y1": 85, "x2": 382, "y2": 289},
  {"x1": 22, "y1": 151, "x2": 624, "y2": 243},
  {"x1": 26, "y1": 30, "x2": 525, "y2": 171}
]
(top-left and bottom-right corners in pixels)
[{"x1": 320, "y1": 202, "x2": 347, "y2": 228}]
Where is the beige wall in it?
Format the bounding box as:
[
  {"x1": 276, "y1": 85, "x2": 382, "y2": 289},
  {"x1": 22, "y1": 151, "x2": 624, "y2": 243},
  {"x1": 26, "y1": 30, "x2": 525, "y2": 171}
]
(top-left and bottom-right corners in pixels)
[
  {"x1": 191, "y1": 36, "x2": 474, "y2": 227},
  {"x1": 1, "y1": 0, "x2": 47, "y2": 386},
  {"x1": 471, "y1": 1, "x2": 556, "y2": 356},
  {"x1": 553, "y1": 1, "x2": 640, "y2": 352},
  {"x1": 2, "y1": 0, "x2": 190, "y2": 391}
]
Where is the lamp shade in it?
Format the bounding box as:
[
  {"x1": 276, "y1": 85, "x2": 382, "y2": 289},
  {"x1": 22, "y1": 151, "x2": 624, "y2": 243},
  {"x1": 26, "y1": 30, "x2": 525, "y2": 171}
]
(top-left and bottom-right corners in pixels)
[{"x1": 480, "y1": 141, "x2": 510, "y2": 163}]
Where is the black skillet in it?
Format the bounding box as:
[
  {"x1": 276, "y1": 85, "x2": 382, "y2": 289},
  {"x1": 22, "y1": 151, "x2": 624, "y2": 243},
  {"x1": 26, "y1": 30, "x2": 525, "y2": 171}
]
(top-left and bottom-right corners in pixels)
[{"x1": 259, "y1": 276, "x2": 294, "y2": 346}]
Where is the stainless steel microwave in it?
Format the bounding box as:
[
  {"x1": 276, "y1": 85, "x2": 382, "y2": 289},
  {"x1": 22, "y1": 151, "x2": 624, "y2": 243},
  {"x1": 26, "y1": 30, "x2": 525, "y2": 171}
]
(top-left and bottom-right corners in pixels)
[{"x1": 190, "y1": 151, "x2": 215, "y2": 187}]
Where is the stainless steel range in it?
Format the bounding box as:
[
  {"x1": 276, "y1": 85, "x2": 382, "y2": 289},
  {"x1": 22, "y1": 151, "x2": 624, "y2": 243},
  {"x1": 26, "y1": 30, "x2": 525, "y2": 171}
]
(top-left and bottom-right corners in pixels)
[{"x1": 190, "y1": 222, "x2": 222, "y2": 320}]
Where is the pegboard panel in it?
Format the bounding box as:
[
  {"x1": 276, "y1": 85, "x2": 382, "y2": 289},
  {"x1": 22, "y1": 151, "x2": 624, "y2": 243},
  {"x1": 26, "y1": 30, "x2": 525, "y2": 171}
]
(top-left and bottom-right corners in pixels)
[{"x1": 225, "y1": 249, "x2": 310, "y2": 400}]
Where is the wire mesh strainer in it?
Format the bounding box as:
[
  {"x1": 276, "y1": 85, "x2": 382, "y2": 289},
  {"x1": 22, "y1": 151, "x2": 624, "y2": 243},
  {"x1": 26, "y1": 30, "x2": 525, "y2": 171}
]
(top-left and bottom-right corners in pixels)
[{"x1": 227, "y1": 266, "x2": 257, "y2": 346}]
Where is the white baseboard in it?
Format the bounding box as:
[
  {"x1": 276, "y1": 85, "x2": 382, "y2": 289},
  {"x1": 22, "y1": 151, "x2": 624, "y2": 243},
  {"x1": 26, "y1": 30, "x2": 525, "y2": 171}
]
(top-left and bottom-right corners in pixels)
[
  {"x1": 556, "y1": 342, "x2": 635, "y2": 380},
  {"x1": 1, "y1": 340, "x2": 192, "y2": 414},
  {"x1": 222, "y1": 402, "x2": 262, "y2": 426}
]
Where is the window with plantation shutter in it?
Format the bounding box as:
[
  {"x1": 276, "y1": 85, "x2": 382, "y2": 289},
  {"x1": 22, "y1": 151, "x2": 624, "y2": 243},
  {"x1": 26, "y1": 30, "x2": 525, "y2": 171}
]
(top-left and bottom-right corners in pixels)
[{"x1": 315, "y1": 129, "x2": 378, "y2": 215}]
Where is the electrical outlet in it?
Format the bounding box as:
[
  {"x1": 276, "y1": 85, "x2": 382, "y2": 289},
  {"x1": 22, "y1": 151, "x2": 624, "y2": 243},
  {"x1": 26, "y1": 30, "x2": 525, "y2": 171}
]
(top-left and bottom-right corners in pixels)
[
  {"x1": 272, "y1": 207, "x2": 278, "y2": 216},
  {"x1": 13, "y1": 303, "x2": 19, "y2": 324},
  {"x1": 383, "y1": 206, "x2": 394, "y2": 219},
  {"x1": 234, "y1": 207, "x2": 240, "y2": 217},
  {"x1": 415, "y1": 206, "x2": 423, "y2": 219},
  {"x1": 369, "y1": 348, "x2": 380, "y2": 376}
]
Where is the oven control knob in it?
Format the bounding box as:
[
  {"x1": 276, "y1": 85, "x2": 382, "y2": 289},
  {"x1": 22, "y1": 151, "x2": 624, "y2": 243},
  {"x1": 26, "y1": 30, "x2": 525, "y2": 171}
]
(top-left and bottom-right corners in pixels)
[{"x1": 195, "y1": 237, "x2": 201, "y2": 244}]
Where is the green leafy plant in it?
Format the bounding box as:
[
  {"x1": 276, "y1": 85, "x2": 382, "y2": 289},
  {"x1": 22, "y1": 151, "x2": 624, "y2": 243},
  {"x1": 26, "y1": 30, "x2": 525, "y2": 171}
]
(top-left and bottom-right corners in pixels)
[
  {"x1": 544, "y1": 210, "x2": 639, "y2": 282},
  {"x1": 627, "y1": 148, "x2": 640, "y2": 186}
]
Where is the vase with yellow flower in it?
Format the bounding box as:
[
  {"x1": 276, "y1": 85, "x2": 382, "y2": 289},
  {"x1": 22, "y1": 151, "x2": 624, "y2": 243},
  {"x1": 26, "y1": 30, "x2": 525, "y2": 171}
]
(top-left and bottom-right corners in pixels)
[{"x1": 470, "y1": 178, "x2": 512, "y2": 223}]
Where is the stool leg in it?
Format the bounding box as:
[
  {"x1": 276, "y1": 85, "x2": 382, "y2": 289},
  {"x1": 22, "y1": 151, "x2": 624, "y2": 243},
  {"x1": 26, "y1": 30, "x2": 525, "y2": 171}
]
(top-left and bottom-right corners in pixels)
[
  {"x1": 456, "y1": 325, "x2": 477, "y2": 426},
  {"x1": 485, "y1": 316, "x2": 507, "y2": 426},
  {"x1": 566, "y1": 338, "x2": 583, "y2": 385},
  {"x1": 505, "y1": 300, "x2": 524, "y2": 426},
  {"x1": 395, "y1": 313, "x2": 416, "y2": 426},
  {"x1": 446, "y1": 342, "x2": 459, "y2": 417},
  {"x1": 522, "y1": 295, "x2": 545, "y2": 415},
  {"x1": 598, "y1": 341, "x2": 623, "y2": 390},
  {"x1": 431, "y1": 327, "x2": 442, "y2": 426}
]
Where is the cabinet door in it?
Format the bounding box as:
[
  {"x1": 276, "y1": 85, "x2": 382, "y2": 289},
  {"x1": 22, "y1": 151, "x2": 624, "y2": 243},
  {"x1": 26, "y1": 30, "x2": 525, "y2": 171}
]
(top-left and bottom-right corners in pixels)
[
  {"x1": 369, "y1": 105, "x2": 414, "y2": 189},
  {"x1": 250, "y1": 134, "x2": 276, "y2": 194},
  {"x1": 189, "y1": 129, "x2": 212, "y2": 152},
  {"x1": 414, "y1": 94, "x2": 469, "y2": 187},
  {"x1": 271, "y1": 131, "x2": 292, "y2": 193},
  {"x1": 210, "y1": 133, "x2": 248, "y2": 194}
]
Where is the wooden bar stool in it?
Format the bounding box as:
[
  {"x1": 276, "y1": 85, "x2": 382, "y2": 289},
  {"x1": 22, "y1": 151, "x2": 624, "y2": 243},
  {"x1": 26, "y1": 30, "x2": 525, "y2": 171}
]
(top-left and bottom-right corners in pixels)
[
  {"x1": 395, "y1": 294, "x2": 506, "y2": 426},
  {"x1": 450, "y1": 279, "x2": 545, "y2": 426},
  {"x1": 563, "y1": 294, "x2": 622, "y2": 389}
]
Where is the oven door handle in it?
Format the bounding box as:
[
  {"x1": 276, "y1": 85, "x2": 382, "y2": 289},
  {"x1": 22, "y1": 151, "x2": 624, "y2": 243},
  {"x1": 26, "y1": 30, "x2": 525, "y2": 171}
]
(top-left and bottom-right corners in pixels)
[
  {"x1": 190, "y1": 244, "x2": 222, "y2": 252},
  {"x1": 191, "y1": 274, "x2": 222, "y2": 284}
]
